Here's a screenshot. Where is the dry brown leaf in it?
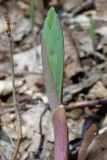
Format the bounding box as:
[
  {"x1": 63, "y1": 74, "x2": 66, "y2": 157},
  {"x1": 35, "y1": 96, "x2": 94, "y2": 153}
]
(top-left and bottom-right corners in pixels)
[
  {"x1": 78, "y1": 124, "x2": 97, "y2": 160},
  {"x1": 85, "y1": 131, "x2": 107, "y2": 160}
]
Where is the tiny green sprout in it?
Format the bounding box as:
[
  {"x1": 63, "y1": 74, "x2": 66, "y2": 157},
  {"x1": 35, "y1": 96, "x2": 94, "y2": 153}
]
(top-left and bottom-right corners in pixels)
[
  {"x1": 29, "y1": 0, "x2": 35, "y2": 30},
  {"x1": 89, "y1": 15, "x2": 96, "y2": 44},
  {"x1": 42, "y1": 7, "x2": 64, "y2": 102}
]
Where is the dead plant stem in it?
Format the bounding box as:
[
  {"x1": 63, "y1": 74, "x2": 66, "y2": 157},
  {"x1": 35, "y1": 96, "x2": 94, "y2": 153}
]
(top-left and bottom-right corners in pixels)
[
  {"x1": 5, "y1": 16, "x2": 22, "y2": 160},
  {"x1": 9, "y1": 35, "x2": 22, "y2": 138}
]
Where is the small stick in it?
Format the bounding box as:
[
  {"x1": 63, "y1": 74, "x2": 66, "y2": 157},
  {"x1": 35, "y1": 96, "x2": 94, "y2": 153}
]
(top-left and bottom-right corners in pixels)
[
  {"x1": 5, "y1": 16, "x2": 22, "y2": 160},
  {"x1": 65, "y1": 99, "x2": 107, "y2": 110}
]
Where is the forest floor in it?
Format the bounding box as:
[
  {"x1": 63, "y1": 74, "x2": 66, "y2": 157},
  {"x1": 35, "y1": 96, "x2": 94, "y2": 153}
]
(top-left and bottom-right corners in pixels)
[{"x1": 0, "y1": 0, "x2": 107, "y2": 160}]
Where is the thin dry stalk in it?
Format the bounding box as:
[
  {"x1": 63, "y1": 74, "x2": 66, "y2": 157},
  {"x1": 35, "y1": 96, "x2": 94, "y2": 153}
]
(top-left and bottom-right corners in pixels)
[
  {"x1": 5, "y1": 16, "x2": 22, "y2": 160},
  {"x1": 12, "y1": 139, "x2": 22, "y2": 160}
]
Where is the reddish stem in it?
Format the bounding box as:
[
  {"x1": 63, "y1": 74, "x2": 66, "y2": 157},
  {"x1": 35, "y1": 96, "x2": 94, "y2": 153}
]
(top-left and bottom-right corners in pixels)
[{"x1": 52, "y1": 105, "x2": 68, "y2": 160}]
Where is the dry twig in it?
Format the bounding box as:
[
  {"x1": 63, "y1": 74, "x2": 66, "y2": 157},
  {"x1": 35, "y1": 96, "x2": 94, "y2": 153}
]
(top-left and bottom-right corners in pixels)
[
  {"x1": 65, "y1": 99, "x2": 107, "y2": 110},
  {"x1": 5, "y1": 16, "x2": 22, "y2": 160}
]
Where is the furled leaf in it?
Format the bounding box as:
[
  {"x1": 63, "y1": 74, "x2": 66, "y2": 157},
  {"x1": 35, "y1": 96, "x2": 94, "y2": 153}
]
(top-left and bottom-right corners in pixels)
[{"x1": 42, "y1": 7, "x2": 64, "y2": 102}]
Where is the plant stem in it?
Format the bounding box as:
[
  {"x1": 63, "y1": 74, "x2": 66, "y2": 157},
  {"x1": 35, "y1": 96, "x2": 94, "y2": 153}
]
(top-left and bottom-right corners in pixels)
[
  {"x1": 52, "y1": 105, "x2": 68, "y2": 160},
  {"x1": 42, "y1": 38, "x2": 68, "y2": 160},
  {"x1": 5, "y1": 16, "x2": 22, "y2": 160},
  {"x1": 42, "y1": 8, "x2": 68, "y2": 160},
  {"x1": 9, "y1": 35, "x2": 22, "y2": 139}
]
